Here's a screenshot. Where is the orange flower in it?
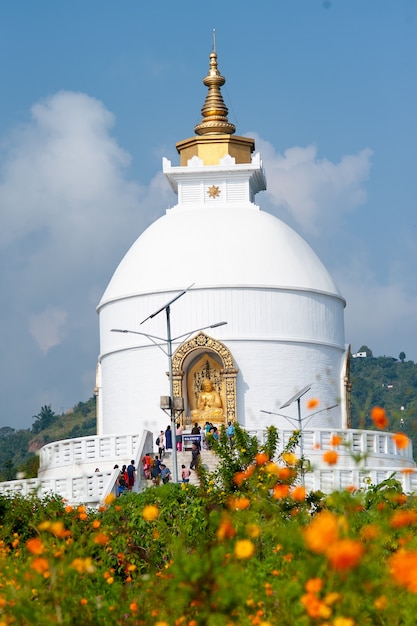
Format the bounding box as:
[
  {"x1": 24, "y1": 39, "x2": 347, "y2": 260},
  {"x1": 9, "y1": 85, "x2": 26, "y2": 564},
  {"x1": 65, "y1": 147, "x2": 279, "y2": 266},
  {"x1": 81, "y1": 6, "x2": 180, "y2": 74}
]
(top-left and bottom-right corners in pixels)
[
  {"x1": 389, "y1": 549, "x2": 417, "y2": 592},
  {"x1": 94, "y1": 533, "x2": 110, "y2": 545},
  {"x1": 92, "y1": 520, "x2": 101, "y2": 529},
  {"x1": 233, "y1": 464, "x2": 255, "y2": 486},
  {"x1": 228, "y1": 497, "x2": 250, "y2": 510},
  {"x1": 305, "y1": 578, "x2": 323, "y2": 593},
  {"x1": 277, "y1": 466, "x2": 292, "y2": 480},
  {"x1": 234, "y1": 539, "x2": 255, "y2": 560},
  {"x1": 217, "y1": 516, "x2": 236, "y2": 541},
  {"x1": 291, "y1": 486, "x2": 306, "y2": 501},
  {"x1": 390, "y1": 510, "x2": 417, "y2": 529},
  {"x1": 326, "y1": 539, "x2": 364, "y2": 571},
  {"x1": 323, "y1": 450, "x2": 338, "y2": 465},
  {"x1": 30, "y1": 557, "x2": 49, "y2": 574},
  {"x1": 304, "y1": 511, "x2": 339, "y2": 554},
  {"x1": 300, "y1": 593, "x2": 331, "y2": 619},
  {"x1": 272, "y1": 484, "x2": 290, "y2": 499},
  {"x1": 255, "y1": 452, "x2": 269, "y2": 465},
  {"x1": 26, "y1": 538, "x2": 44, "y2": 555},
  {"x1": 361, "y1": 524, "x2": 380, "y2": 541},
  {"x1": 307, "y1": 398, "x2": 319, "y2": 410},
  {"x1": 370, "y1": 406, "x2": 388, "y2": 429},
  {"x1": 330, "y1": 434, "x2": 342, "y2": 447},
  {"x1": 392, "y1": 433, "x2": 410, "y2": 449}
]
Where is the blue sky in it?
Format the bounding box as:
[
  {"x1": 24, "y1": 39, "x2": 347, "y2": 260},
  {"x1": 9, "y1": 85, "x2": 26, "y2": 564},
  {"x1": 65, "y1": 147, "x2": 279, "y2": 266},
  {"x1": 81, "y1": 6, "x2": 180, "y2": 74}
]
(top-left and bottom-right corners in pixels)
[{"x1": 1, "y1": 1, "x2": 416, "y2": 429}]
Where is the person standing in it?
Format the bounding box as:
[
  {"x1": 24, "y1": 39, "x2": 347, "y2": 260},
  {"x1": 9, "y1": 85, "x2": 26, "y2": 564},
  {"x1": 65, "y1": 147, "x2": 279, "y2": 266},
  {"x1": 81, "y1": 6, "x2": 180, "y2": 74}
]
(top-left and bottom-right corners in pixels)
[
  {"x1": 181, "y1": 464, "x2": 191, "y2": 483},
  {"x1": 127, "y1": 460, "x2": 136, "y2": 491},
  {"x1": 176, "y1": 423, "x2": 183, "y2": 452},
  {"x1": 160, "y1": 464, "x2": 171, "y2": 484},
  {"x1": 151, "y1": 455, "x2": 162, "y2": 485},
  {"x1": 157, "y1": 430, "x2": 165, "y2": 459},
  {"x1": 227, "y1": 421, "x2": 235, "y2": 443},
  {"x1": 190, "y1": 443, "x2": 200, "y2": 470},
  {"x1": 165, "y1": 425, "x2": 173, "y2": 450}
]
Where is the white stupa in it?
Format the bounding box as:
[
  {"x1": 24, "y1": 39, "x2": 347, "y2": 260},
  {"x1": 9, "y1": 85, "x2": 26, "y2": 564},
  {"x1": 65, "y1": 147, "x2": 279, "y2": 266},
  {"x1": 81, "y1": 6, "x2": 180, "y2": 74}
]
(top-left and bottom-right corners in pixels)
[
  {"x1": 96, "y1": 49, "x2": 349, "y2": 438},
  {"x1": 0, "y1": 49, "x2": 414, "y2": 505}
]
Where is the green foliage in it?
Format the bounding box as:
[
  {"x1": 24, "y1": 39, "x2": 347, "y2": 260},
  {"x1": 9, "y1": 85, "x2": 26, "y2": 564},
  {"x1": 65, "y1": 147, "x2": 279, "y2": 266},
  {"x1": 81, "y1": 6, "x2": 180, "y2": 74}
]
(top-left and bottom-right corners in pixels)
[
  {"x1": 2, "y1": 437, "x2": 417, "y2": 624},
  {"x1": 350, "y1": 354, "x2": 417, "y2": 455}
]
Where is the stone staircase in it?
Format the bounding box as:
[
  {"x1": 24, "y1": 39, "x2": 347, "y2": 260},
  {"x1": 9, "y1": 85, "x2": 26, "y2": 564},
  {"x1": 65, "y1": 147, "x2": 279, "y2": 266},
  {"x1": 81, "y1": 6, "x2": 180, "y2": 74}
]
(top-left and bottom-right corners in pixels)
[{"x1": 154, "y1": 447, "x2": 219, "y2": 485}]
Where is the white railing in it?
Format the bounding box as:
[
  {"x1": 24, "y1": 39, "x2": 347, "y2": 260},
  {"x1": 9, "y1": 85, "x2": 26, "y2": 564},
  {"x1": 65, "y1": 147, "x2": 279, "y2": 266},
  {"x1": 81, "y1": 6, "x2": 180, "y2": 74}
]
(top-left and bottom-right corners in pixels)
[
  {"x1": 0, "y1": 428, "x2": 415, "y2": 506},
  {"x1": 38, "y1": 433, "x2": 143, "y2": 472},
  {"x1": 248, "y1": 427, "x2": 414, "y2": 464}
]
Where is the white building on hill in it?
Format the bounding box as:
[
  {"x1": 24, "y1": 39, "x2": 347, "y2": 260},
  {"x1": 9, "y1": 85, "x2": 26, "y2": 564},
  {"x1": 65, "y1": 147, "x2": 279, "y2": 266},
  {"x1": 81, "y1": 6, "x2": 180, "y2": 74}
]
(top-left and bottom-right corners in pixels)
[{"x1": 0, "y1": 49, "x2": 414, "y2": 505}]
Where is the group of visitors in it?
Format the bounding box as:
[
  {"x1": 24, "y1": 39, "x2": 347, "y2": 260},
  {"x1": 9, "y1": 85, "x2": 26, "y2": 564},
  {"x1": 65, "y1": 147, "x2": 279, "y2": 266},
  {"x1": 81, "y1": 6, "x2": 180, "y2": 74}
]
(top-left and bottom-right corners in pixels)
[
  {"x1": 113, "y1": 421, "x2": 236, "y2": 495},
  {"x1": 114, "y1": 460, "x2": 137, "y2": 496}
]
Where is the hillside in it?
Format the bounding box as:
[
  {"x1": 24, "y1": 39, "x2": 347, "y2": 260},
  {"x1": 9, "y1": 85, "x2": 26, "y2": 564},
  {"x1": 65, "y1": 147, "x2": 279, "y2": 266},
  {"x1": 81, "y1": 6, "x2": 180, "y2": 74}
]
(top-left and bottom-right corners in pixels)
[
  {"x1": 0, "y1": 398, "x2": 96, "y2": 481},
  {"x1": 350, "y1": 353, "x2": 417, "y2": 448},
  {"x1": 0, "y1": 353, "x2": 417, "y2": 480}
]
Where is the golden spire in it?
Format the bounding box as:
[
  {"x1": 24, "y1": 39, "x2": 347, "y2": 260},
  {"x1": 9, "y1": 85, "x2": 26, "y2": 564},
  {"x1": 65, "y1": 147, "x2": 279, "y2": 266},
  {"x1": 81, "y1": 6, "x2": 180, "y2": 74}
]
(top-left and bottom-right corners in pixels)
[{"x1": 194, "y1": 47, "x2": 236, "y2": 136}]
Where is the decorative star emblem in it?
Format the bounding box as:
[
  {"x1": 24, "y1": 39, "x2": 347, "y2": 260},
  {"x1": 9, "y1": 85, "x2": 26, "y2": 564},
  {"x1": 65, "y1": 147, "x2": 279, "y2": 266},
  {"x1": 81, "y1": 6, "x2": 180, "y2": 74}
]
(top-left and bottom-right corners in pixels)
[{"x1": 207, "y1": 185, "x2": 221, "y2": 198}]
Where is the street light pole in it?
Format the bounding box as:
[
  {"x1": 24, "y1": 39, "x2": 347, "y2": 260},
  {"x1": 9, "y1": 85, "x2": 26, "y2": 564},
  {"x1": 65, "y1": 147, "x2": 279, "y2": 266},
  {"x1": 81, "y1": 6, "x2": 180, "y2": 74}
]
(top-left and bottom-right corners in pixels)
[
  {"x1": 261, "y1": 398, "x2": 338, "y2": 485},
  {"x1": 165, "y1": 303, "x2": 177, "y2": 482},
  {"x1": 112, "y1": 286, "x2": 227, "y2": 483}
]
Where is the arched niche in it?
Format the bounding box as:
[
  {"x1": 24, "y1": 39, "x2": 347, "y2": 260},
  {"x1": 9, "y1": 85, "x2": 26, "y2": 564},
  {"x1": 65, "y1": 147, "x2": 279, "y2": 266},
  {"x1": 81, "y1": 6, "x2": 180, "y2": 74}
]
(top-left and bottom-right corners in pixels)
[{"x1": 171, "y1": 332, "x2": 238, "y2": 425}]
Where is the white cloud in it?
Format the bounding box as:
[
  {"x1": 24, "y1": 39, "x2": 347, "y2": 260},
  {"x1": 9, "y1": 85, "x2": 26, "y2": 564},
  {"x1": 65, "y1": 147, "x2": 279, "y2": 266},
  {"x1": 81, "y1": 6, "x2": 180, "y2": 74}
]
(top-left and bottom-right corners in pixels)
[
  {"x1": 251, "y1": 134, "x2": 373, "y2": 235},
  {"x1": 29, "y1": 308, "x2": 68, "y2": 353},
  {"x1": 0, "y1": 91, "x2": 172, "y2": 426},
  {"x1": 335, "y1": 259, "x2": 417, "y2": 359}
]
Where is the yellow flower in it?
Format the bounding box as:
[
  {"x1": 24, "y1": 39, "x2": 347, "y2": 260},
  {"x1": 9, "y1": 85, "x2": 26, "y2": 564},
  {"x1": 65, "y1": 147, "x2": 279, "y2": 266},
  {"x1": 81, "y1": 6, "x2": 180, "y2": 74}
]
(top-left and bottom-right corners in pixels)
[
  {"x1": 281, "y1": 452, "x2": 297, "y2": 466},
  {"x1": 104, "y1": 493, "x2": 116, "y2": 505},
  {"x1": 246, "y1": 524, "x2": 261, "y2": 538},
  {"x1": 234, "y1": 539, "x2": 255, "y2": 560},
  {"x1": 142, "y1": 505, "x2": 160, "y2": 521}
]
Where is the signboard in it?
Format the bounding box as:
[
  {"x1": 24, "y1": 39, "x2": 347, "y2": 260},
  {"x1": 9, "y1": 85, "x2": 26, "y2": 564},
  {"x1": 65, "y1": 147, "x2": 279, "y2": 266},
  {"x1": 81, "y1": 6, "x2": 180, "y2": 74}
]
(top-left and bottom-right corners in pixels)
[{"x1": 182, "y1": 434, "x2": 202, "y2": 450}]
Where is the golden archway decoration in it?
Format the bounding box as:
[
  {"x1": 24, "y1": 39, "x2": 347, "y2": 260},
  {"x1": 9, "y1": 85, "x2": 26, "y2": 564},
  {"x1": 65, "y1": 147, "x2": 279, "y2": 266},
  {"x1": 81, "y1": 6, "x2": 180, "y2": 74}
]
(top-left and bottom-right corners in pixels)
[{"x1": 172, "y1": 332, "x2": 238, "y2": 424}]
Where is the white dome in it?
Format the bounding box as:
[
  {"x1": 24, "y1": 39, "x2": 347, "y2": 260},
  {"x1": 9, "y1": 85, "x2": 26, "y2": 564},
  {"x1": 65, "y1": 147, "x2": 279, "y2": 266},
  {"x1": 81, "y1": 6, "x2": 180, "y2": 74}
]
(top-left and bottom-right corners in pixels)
[{"x1": 99, "y1": 206, "x2": 343, "y2": 307}]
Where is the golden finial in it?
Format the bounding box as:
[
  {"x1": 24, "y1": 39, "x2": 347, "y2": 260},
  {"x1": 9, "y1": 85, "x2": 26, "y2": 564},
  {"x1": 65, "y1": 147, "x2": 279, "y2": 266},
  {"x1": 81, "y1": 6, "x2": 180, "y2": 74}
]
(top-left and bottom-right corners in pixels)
[{"x1": 194, "y1": 42, "x2": 236, "y2": 136}]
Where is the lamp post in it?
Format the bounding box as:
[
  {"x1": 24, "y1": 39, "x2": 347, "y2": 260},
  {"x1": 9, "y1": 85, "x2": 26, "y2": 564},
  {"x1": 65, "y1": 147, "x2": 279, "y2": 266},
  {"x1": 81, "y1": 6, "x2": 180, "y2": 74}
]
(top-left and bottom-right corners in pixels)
[
  {"x1": 111, "y1": 287, "x2": 227, "y2": 483},
  {"x1": 261, "y1": 391, "x2": 338, "y2": 485}
]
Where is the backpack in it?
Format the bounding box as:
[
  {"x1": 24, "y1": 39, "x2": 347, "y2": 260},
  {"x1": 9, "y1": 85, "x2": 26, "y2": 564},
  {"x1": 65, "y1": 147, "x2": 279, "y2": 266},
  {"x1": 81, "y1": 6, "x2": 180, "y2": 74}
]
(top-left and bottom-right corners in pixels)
[{"x1": 156, "y1": 437, "x2": 160, "y2": 446}]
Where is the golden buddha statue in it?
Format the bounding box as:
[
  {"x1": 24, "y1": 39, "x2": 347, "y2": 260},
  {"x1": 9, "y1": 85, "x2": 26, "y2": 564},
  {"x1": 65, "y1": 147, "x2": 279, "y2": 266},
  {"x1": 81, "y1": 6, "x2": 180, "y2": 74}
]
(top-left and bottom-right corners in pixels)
[{"x1": 191, "y1": 379, "x2": 224, "y2": 424}]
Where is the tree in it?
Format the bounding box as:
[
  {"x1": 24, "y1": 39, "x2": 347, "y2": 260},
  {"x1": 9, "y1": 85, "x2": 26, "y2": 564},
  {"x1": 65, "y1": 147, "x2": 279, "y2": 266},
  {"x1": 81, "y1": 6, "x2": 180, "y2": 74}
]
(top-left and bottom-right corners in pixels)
[
  {"x1": 32, "y1": 405, "x2": 57, "y2": 434},
  {"x1": 399, "y1": 351, "x2": 406, "y2": 363}
]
